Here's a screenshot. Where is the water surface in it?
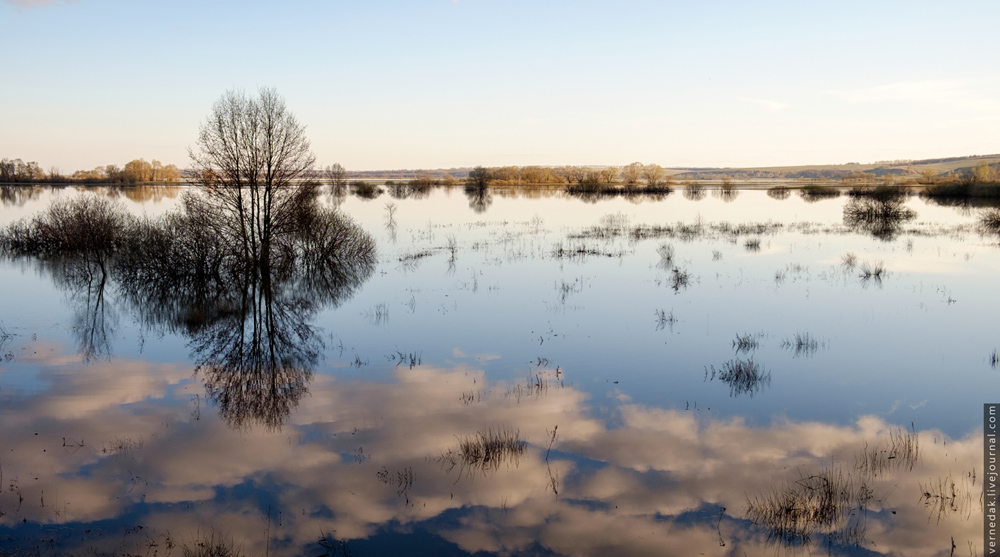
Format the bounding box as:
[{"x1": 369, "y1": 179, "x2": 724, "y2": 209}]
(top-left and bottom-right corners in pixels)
[{"x1": 0, "y1": 185, "x2": 994, "y2": 556}]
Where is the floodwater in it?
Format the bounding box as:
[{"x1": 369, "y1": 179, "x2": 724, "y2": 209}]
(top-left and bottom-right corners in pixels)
[{"x1": 0, "y1": 184, "x2": 996, "y2": 556}]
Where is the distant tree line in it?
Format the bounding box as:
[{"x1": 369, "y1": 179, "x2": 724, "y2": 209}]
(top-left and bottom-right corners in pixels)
[
  {"x1": 1, "y1": 157, "x2": 182, "y2": 184},
  {"x1": 463, "y1": 162, "x2": 673, "y2": 187}
]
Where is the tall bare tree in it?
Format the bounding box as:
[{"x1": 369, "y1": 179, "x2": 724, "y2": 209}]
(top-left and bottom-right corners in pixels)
[{"x1": 189, "y1": 87, "x2": 318, "y2": 269}]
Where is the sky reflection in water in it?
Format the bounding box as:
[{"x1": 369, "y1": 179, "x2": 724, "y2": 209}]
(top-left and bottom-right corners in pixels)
[{"x1": 0, "y1": 185, "x2": 995, "y2": 555}]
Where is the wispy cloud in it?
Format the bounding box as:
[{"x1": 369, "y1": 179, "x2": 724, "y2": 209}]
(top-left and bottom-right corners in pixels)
[
  {"x1": 833, "y1": 80, "x2": 964, "y2": 103},
  {"x1": 830, "y1": 79, "x2": 1000, "y2": 114},
  {"x1": 738, "y1": 97, "x2": 789, "y2": 112}
]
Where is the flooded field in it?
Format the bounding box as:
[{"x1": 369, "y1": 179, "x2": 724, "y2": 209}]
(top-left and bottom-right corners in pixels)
[{"x1": 0, "y1": 184, "x2": 996, "y2": 556}]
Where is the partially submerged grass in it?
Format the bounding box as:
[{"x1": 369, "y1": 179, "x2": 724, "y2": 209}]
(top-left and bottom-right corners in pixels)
[
  {"x1": 399, "y1": 250, "x2": 433, "y2": 263},
  {"x1": 780, "y1": 333, "x2": 821, "y2": 357},
  {"x1": 551, "y1": 241, "x2": 629, "y2": 260},
  {"x1": 749, "y1": 424, "x2": 923, "y2": 549},
  {"x1": 505, "y1": 372, "x2": 553, "y2": 402},
  {"x1": 980, "y1": 208, "x2": 1000, "y2": 234},
  {"x1": 858, "y1": 260, "x2": 885, "y2": 284},
  {"x1": 656, "y1": 242, "x2": 675, "y2": 269},
  {"x1": 840, "y1": 251, "x2": 858, "y2": 269},
  {"x1": 441, "y1": 427, "x2": 527, "y2": 476},
  {"x1": 376, "y1": 465, "x2": 415, "y2": 502},
  {"x1": 991, "y1": 349, "x2": 999, "y2": 369},
  {"x1": 669, "y1": 267, "x2": 691, "y2": 292},
  {"x1": 732, "y1": 332, "x2": 761, "y2": 354},
  {"x1": 392, "y1": 349, "x2": 422, "y2": 369},
  {"x1": 855, "y1": 426, "x2": 920, "y2": 477},
  {"x1": 104, "y1": 435, "x2": 144, "y2": 459},
  {"x1": 743, "y1": 237, "x2": 761, "y2": 252},
  {"x1": 705, "y1": 358, "x2": 771, "y2": 397},
  {"x1": 363, "y1": 302, "x2": 389, "y2": 327},
  {"x1": 746, "y1": 467, "x2": 872, "y2": 547},
  {"x1": 654, "y1": 308, "x2": 677, "y2": 331},
  {"x1": 919, "y1": 474, "x2": 975, "y2": 523}
]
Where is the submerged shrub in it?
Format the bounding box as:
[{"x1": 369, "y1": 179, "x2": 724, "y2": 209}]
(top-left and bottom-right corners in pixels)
[
  {"x1": 799, "y1": 184, "x2": 841, "y2": 202},
  {"x1": 0, "y1": 195, "x2": 133, "y2": 260},
  {"x1": 980, "y1": 209, "x2": 1000, "y2": 234},
  {"x1": 352, "y1": 180, "x2": 381, "y2": 199},
  {"x1": 923, "y1": 182, "x2": 1000, "y2": 200},
  {"x1": 766, "y1": 185, "x2": 791, "y2": 200}
]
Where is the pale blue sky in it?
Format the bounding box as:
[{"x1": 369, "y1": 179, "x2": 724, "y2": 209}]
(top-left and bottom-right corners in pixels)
[{"x1": 2, "y1": 0, "x2": 998, "y2": 172}]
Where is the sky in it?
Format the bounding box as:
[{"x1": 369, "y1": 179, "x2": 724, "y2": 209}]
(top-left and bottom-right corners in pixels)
[{"x1": 2, "y1": 0, "x2": 999, "y2": 172}]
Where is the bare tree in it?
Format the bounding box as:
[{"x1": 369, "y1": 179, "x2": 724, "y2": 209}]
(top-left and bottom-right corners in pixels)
[
  {"x1": 189, "y1": 87, "x2": 318, "y2": 269},
  {"x1": 467, "y1": 166, "x2": 493, "y2": 189},
  {"x1": 642, "y1": 164, "x2": 665, "y2": 187},
  {"x1": 601, "y1": 166, "x2": 619, "y2": 184},
  {"x1": 325, "y1": 163, "x2": 348, "y2": 195},
  {"x1": 621, "y1": 162, "x2": 643, "y2": 185}
]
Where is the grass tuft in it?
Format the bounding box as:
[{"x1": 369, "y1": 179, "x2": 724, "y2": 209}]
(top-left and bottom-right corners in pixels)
[
  {"x1": 780, "y1": 333, "x2": 821, "y2": 357},
  {"x1": 980, "y1": 209, "x2": 1000, "y2": 234},
  {"x1": 732, "y1": 332, "x2": 761, "y2": 354},
  {"x1": 705, "y1": 358, "x2": 771, "y2": 397},
  {"x1": 746, "y1": 467, "x2": 872, "y2": 547},
  {"x1": 441, "y1": 427, "x2": 527, "y2": 477}
]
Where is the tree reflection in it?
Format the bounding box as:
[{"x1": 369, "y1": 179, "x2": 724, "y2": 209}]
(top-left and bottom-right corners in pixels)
[
  {"x1": 1, "y1": 190, "x2": 376, "y2": 430},
  {"x1": 0, "y1": 185, "x2": 46, "y2": 207},
  {"x1": 116, "y1": 204, "x2": 376, "y2": 430},
  {"x1": 189, "y1": 269, "x2": 319, "y2": 431},
  {"x1": 843, "y1": 187, "x2": 916, "y2": 241},
  {"x1": 43, "y1": 257, "x2": 118, "y2": 362},
  {"x1": 464, "y1": 184, "x2": 493, "y2": 213}
]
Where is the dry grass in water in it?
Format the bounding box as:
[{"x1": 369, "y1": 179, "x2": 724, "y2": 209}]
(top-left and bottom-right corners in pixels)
[
  {"x1": 654, "y1": 308, "x2": 677, "y2": 331},
  {"x1": 919, "y1": 474, "x2": 976, "y2": 523},
  {"x1": 441, "y1": 427, "x2": 527, "y2": 477},
  {"x1": 980, "y1": 208, "x2": 1000, "y2": 234},
  {"x1": 840, "y1": 251, "x2": 858, "y2": 269},
  {"x1": 670, "y1": 267, "x2": 691, "y2": 292},
  {"x1": 855, "y1": 426, "x2": 920, "y2": 477},
  {"x1": 656, "y1": 242, "x2": 675, "y2": 269},
  {"x1": 746, "y1": 467, "x2": 872, "y2": 547},
  {"x1": 705, "y1": 358, "x2": 771, "y2": 397},
  {"x1": 505, "y1": 372, "x2": 552, "y2": 402},
  {"x1": 858, "y1": 260, "x2": 885, "y2": 286},
  {"x1": 780, "y1": 333, "x2": 821, "y2": 358},
  {"x1": 732, "y1": 332, "x2": 761, "y2": 354}
]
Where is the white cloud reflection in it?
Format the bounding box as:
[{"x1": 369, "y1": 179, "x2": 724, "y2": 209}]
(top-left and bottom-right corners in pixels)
[{"x1": 0, "y1": 349, "x2": 982, "y2": 556}]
